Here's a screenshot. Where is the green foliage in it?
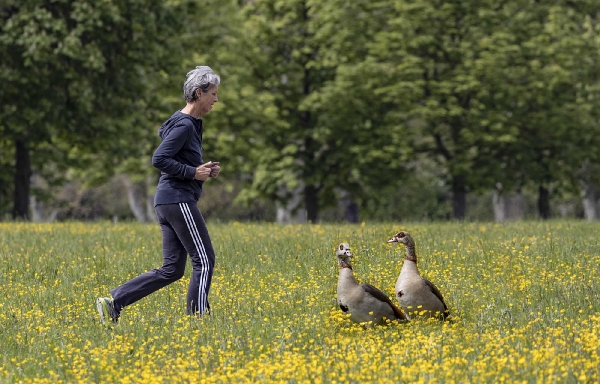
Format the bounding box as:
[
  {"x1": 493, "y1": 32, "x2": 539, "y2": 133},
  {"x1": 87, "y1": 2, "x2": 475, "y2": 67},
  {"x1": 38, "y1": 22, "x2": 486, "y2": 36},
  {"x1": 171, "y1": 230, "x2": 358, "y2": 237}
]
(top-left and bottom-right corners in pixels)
[
  {"x1": 366, "y1": 1, "x2": 511, "y2": 202},
  {"x1": 232, "y1": 0, "x2": 336, "y2": 219},
  {"x1": 0, "y1": 0, "x2": 195, "y2": 212},
  {"x1": 219, "y1": 0, "x2": 416, "y2": 219},
  {"x1": 319, "y1": 0, "x2": 600, "y2": 218},
  {"x1": 472, "y1": 1, "x2": 600, "y2": 195},
  {"x1": 2, "y1": 0, "x2": 600, "y2": 221}
]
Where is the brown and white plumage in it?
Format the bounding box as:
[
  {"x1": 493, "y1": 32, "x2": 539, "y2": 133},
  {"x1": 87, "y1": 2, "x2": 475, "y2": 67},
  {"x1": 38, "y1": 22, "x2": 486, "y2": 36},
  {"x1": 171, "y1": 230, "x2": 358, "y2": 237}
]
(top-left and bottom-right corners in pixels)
[
  {"x1": 336, "y1": 243, "x2": 406, "y2": 325},
  {"x1": 388, "y1": 231, "x2": 449, "y2": 320}
]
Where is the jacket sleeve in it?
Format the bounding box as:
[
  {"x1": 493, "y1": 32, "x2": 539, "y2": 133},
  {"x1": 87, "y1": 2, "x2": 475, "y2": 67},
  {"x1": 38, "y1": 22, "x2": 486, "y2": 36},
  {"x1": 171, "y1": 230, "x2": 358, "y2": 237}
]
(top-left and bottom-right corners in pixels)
[{"x1": 151, "y1": 124, "x2": 197, "y2": 179}]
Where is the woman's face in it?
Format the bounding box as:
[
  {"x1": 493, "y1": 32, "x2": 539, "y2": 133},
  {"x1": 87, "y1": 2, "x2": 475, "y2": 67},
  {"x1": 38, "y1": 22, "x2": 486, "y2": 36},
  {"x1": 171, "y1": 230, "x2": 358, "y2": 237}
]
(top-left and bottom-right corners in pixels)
[{"x1": 197, "y1": 85, "x2": 219, "y2": 116}]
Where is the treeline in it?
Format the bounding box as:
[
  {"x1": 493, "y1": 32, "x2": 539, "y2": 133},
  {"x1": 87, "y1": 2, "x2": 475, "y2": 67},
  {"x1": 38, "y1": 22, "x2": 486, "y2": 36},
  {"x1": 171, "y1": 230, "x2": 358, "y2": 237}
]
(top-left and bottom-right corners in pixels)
[{"x1": 2, "y1": 0, "x2": 600, "y2": 223}]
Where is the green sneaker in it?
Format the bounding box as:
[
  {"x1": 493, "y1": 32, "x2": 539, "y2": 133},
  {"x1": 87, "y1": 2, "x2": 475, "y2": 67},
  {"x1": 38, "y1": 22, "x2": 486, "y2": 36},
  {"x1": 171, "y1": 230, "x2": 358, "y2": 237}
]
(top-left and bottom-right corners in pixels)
[{"x1": 96, "y1": 297, "x2": 119, "y2": 324}]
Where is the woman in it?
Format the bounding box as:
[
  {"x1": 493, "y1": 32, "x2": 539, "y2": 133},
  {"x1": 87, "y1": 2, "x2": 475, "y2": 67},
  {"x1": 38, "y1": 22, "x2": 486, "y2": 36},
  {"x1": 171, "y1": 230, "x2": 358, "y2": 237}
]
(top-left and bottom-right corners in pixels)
[{"x1": 96, "y1": 66, "x2": 221, "y2": 323}]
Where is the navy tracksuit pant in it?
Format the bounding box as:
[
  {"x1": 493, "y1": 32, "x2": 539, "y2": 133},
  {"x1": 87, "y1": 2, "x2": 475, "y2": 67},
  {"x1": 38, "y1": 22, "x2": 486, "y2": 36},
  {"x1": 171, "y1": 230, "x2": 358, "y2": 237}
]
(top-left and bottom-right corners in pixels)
[{"x1": 110, "y1": 203, "x2": 215, "y2": 316}]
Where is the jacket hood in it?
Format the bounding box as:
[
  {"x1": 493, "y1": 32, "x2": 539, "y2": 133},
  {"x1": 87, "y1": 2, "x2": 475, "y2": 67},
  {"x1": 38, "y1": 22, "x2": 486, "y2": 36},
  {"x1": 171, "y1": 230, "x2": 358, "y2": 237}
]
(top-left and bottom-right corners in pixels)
[{"x1": 158, "y1": 111, "x2": 199, "y2": 139}]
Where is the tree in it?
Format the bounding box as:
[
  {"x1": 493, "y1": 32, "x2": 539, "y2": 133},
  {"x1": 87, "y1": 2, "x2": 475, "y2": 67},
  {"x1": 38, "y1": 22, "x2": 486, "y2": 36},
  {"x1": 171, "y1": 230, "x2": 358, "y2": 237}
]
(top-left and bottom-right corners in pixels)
[
  {"x1": 473, "y1": 1, "x2": 600, "y2": 219},
  {"x1": 220, "y1": 0, "x2": 336, "y2": 222},
  {"x1": 227, "y1": 0, "x2": 413, "y2": 222},
  {"x1": 303, "y1": 0, "x2": 415, "y2": 222},
  {"x1": 61, "y1": 0, "x2": 237, "y2": 223},
  {"x1": 361, "y1": 0, "x2": 513, "y2": 219},
  {"x1": 361, "y1": 0, "x2": 600, "y2": 220},
  {"x1": 0, "y1": 0, "x2": 189, "y2": 219}
]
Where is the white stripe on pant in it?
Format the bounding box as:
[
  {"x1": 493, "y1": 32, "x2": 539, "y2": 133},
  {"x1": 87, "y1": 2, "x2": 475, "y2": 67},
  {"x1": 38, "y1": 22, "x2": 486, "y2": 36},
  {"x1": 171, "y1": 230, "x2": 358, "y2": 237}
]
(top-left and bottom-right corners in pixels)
[{"x1": 179, "y1": 203, "x2": 211, "y2": 315}]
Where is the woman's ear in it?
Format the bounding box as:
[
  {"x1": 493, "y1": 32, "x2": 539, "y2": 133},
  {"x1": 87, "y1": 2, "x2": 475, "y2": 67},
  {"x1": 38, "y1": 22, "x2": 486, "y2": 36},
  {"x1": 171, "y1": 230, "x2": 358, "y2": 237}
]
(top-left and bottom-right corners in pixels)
[{"x1": 196, "y1": 89, "x2": 202, "y2": 99}]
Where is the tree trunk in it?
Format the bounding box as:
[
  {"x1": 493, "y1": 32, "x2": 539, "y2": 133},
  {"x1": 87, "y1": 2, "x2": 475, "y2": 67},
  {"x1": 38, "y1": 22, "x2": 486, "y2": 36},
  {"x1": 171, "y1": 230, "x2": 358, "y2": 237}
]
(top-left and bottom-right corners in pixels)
[
  {"x1": 30, "y1": 195, "x2": 45, "y2": 222},
  {"x1": 0, "y1": 174, "x2": 4, "y2": 215},
  {"x1": 276, "y1": 204, "x2": 290, "y2": 224},
  {"x1": 538, "y1": 185, "x2": 550, "y2": 220},
  {"x1": 304, "y1": 184, "x2": 319, "y2": 223},
  {"x1": 338, "y1": 190, "x2": 359, "y2": 223},
  {"x1": 29, "y1": 173, "x2": 46, "y2": 222},
  {"x1": 276, "y1": 185, "x2": 305, "y2": 224},
  {"x1": 581, "y1": 181, "x2": 598, "y2": 221},
  {"x1": 13, "y1": 139, "x2": 31, "y2": 220},
  {"x1": 451, "y1": 178, "x2": 466, "y2": 220},
  {"x1": 492, "y1": 190, "x2": 507, "y2": 223},
  {"x1": 122, "y1": 175, "x2": 150, "y2": 222},
  {"x1": 344, "y1": 202, "x2": 359, "y2": 223},
  {"x1": 507, "y1": 190, "x2": 525, "y2": 220},
  {"x1": 493, "y1": 186, "x2": 526, "y2": 222},
  {"x1": 145, "y1": 176, "x2": 157, "y2": 222}
]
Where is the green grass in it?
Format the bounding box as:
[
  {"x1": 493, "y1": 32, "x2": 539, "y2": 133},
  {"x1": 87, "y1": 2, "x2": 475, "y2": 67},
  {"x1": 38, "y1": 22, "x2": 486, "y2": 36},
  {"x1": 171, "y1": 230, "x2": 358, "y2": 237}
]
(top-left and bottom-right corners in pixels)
[{"x1": 1, "y1": 221, "x2": 600, "y2": 383}]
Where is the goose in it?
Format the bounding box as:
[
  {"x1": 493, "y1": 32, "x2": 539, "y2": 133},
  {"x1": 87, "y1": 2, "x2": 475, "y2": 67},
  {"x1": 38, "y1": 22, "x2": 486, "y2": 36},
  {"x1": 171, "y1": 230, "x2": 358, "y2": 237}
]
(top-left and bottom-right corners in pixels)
[
  {"x1": 388, "y1": 231, "x2": 449, "y2": 320},
  {"x1": 336, "y1": 243, "x2": 406, "y2": 325}
]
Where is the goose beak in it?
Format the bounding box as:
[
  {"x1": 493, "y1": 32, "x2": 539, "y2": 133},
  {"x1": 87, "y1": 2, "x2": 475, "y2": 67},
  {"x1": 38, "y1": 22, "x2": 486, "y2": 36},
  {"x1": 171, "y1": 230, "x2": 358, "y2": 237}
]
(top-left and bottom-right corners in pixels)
[{"x1": 387, "y1": 237, "x2": 398, "y2": 243}]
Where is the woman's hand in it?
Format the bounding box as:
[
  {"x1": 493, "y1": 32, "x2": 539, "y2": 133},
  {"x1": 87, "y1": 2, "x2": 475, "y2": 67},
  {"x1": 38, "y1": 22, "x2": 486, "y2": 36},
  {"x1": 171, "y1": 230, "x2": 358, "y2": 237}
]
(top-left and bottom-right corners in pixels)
[
  {"x1": 195, "y1": 162, "x2": 215, "y2": 181},
  {"x1": 209, "y1": 162, "x2": 220, "y2": 178},
  {"x1": 195, "y1": 161, "x2": 220, "y2": 180}
]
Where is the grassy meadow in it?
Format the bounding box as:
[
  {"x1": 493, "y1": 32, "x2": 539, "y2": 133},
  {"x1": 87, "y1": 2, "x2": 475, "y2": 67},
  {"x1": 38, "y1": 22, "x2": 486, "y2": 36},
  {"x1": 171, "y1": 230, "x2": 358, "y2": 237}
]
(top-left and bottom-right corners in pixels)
[{"x1": 1, "y1": 221, "x2": 600, "y2": 383}]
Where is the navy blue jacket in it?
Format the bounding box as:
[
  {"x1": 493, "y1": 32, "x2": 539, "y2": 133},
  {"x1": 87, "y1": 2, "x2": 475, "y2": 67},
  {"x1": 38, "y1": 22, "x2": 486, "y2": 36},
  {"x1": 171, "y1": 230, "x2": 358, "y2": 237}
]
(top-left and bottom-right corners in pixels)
[{"x1": 152, "y1": 111, "x2": 204, "y2": 206}]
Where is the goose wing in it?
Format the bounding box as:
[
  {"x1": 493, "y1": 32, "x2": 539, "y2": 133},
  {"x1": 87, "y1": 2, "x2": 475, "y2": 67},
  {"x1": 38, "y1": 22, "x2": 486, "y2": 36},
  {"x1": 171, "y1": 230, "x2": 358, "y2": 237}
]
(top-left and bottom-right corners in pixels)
[
  {"x1": 423, "y1": 278, "x2": 448, "y2": 312},
  {"x1": 361, "y1": 284, "x2": 407, "y2": 320}
]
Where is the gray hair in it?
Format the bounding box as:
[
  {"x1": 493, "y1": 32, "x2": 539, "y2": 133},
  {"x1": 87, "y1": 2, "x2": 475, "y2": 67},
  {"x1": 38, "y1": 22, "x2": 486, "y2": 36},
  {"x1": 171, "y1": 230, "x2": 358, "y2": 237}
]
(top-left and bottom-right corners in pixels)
[{"x1": 183, "y1": 66, "x2": 220, "y2": 103}]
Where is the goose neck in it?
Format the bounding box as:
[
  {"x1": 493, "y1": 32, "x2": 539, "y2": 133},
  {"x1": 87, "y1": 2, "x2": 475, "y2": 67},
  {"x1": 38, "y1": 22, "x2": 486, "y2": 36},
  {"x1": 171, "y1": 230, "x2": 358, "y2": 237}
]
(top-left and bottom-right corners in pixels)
[
  {"x1": 339, "y1": 267, "x2": 359, "y2": 285},
  {"x1": 404, "y1": 245, "x2": 417, "y2": 262}
]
